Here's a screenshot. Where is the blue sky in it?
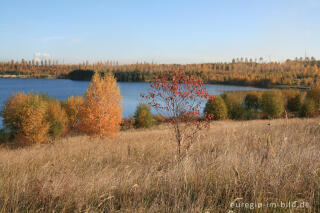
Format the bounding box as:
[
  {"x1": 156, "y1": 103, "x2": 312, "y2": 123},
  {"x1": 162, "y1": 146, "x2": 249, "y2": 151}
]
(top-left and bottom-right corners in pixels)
[{"x1": 0, "y1": 0, "x2": 319, "y2": 64}]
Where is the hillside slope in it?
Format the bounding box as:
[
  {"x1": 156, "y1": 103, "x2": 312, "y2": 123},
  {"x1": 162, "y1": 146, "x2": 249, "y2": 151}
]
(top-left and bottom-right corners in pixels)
[{"x1": 0, "y1": 118, "x2": 319, "y2": 212}]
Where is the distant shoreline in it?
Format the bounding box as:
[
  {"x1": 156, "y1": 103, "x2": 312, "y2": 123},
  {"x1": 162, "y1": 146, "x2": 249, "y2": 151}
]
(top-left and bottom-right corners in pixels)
[
  {"x1": 0, "y1": 74, "x2": 311, "y2": 90},
  {"x1": 0, "y1": 74, "x2": 57, "y2": 79}
]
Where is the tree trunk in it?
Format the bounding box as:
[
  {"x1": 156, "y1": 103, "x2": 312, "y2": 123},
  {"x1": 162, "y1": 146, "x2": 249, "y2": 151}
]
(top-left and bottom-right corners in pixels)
[{"x1": 175, "y1": 121, "x2": 182, "y2": 161}]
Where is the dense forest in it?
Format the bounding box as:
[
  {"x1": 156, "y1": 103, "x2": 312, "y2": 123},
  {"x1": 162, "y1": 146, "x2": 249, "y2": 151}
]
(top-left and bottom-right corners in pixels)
[{"x1": 0, "y1": 57, "x2": 320, "y2": 88}]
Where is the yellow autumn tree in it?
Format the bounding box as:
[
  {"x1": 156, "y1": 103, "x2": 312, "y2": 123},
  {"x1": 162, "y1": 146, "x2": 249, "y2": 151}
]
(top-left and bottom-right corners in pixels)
[
  {"x1": 78, "y1": 72, "x2": 122, "y2": 137},
  {"x1": 2, "y1": 92, "x2": 49, "y2": 144},
  {"x1": 63, "y1": 96, "x2": 84, "y2": 129}
]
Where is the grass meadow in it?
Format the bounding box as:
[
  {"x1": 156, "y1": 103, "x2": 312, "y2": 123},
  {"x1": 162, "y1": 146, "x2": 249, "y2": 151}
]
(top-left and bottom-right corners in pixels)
[{"x1": 0, "y1": 118, "x2": 319, "y2": 212}]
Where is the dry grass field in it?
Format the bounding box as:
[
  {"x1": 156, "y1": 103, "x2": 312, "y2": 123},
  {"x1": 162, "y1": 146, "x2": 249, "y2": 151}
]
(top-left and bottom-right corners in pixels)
[{"x1": 0, "y1": 118, "x2": 319, "y2": 212}]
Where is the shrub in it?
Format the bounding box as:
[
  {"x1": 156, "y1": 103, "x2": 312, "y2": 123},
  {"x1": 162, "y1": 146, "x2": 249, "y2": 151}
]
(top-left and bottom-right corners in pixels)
[
  {"x1": 63, "y1": 96, "x2": 84, "y2": 129},
  {"x1": 142, "y1": 70, "x2": 210, "y2": 160},
  {"x1": 287, "y1": 94, "x2": 302, "y2": 112},
  {"x1": 78, "y1": 72, "x2": 122, "y2": 137},
  {"x1": 222, "y1": 93, "x2": 245, "y2": 119},
  {"x1": 281, "y1": 89, "x2": 298, "y2": 102},
  {"x1": 261, "y1": 90, "x2": 284, "y2": 118},
  {"x1": 300, "y1": 98, "x2": 316, "y2": 117},
  {"x1": 2, "y1": 93, "x2": 49, "y2": 144},
  {"x1": 121, "y1": 118, "x2": 135, "y2": 130},
  {"x1": 243, "y1": 109, "x2": 258, "y2": 120},
  {"x1": 306, "y1": 88, "x2": 320, "y2": 109},
  {"x1": 0, "y1": 128, "x2": 10, "y2": 143},
  {"x1": 244, "y1": 93, "x2": 260, "y2": 110},
  {"x1": 46, "y1": 100, "x2": 68, "y2": 139},
  {"x1": 134, "y1": 103, "x2": 153, "y2": 128},
  {"x1": 153, "y1": 114, "x2": 166, "y2": 124},
  {"x1": 228, "y1": 103, "x2": 244, "y2": 120},
  {"x1": 204, "y1": 96, "x2": 228, "y2": 120}
]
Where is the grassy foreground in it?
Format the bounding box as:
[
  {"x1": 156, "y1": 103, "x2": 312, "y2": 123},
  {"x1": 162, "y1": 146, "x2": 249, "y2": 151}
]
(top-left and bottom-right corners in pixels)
[{"x1": 0, "y1": 118, "x2": 319, "y2": 212}]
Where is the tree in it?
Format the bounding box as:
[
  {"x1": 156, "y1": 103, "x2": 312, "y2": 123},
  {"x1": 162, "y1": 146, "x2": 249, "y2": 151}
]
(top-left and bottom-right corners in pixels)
[
  {"x1": 78, "y1": 72, "x2": 122, "y2": 137},
  {"x1": 204, "y1": 96, "x2": 228, "y2": 120},
  {"x1": 134, "y1": 103, "x2": 153, "y2": 128},
  {"x1": 63, "y1": 96, "x2": 84, "y2": 129},
  {"x1": 282, "y1": 89, "x2": 300, "y2": 110},
  {"x1": 300, "y1": 98, "x2": 316, "y2": 117},
  {"x1": 2, "y1": 93, "x2": 49, "y2": 144},
  {"x1": 46, "y1": 99, "x2": 68, "y2": 139},
  {"x1": 261, "y1": 91, "x2": 284, "y2": 118},
  {"x1": 222, "y1": 93, "x2": 245, "y2": 120},
  {"x1": 306, "y1": 88, "x2": 320, "y2": 109},
  {"x1": 142, "y1": 71, "x2": 210, "y2": 160},
  {"x1": 287, "y1": 94, "x2": 302, "y2": 112},
  {"x1": 1, "y1": 57, "x2": 320, "y2": 88},
  {"x1": 244, "y1": 93, "x2": 260, "y2": 110}
]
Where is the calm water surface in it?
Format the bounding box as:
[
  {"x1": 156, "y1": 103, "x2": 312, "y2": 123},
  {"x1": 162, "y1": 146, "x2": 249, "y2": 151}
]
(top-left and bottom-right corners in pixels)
[{"x1": 0, "y1": 78, "x2": 260, "y2": 128}]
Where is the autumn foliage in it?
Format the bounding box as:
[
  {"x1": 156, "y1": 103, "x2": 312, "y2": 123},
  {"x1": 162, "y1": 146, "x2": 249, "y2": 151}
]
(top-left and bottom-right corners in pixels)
[
  {"x1": 1, "y1": 73, "x2": 122, "y2": 144},
  {"x1": 2, "y1": 93, "x2": 50, "y2": 144},
  {"x1": 46, "y1": 99, "x2": 68, "y2": 139},
  {"x1": 142, "y1": 71, "x2": 211, "y2": 159},
  {"x1": 78, "y1": 73, "x2": 122, "y2": 137},
  {"x1": 63, "y1": 96, "x2": 84, "y2": 129},
  {"x1": 1, "y1": 57, "x2": 320, "y2": 88}
]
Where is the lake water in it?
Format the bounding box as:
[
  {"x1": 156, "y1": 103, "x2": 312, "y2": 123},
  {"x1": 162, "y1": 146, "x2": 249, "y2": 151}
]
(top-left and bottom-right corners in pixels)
[{"x1": 0, "y1": 78, "x2": 260, "y2": 128}]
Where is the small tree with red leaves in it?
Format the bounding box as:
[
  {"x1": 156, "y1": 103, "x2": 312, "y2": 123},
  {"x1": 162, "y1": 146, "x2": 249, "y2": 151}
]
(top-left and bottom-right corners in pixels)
[{"x1": 142, "y1": 71, "x2": 212, "y2": 160}]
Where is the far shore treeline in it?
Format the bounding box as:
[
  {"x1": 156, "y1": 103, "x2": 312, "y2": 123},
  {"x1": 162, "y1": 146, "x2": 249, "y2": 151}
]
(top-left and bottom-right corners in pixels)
[{"x1": 1, "y1": 57, "x2": 320, "y2": 88}]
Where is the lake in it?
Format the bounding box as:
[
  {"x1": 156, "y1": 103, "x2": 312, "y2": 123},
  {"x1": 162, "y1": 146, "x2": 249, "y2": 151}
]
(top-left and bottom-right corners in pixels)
[{"x1": 0, "y1": 78, "x2": 260, "y2": 128}]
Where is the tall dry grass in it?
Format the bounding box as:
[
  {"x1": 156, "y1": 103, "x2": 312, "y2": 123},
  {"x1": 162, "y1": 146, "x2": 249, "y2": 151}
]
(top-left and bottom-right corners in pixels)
[{"x1": 0, "y1": 118, "x2": 319, "y2": 212}]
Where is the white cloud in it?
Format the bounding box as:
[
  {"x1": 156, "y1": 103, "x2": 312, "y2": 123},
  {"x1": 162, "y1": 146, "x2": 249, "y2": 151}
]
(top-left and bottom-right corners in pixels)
[{"x1": 34, "y1": 53, "x2": 51, "y2": 62}]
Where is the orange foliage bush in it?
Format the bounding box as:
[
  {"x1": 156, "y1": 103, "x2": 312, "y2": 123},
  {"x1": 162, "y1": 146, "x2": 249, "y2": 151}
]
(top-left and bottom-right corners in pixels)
[
  {"x1": 2, "y1": 92, "x2": 49, "y2": 144},
  {"x1": 78, "y1": 73, "x2": 122, "y2": 137},
  {"x1": 63, "y1": 96, "x2": 84, "y2": 129}
]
